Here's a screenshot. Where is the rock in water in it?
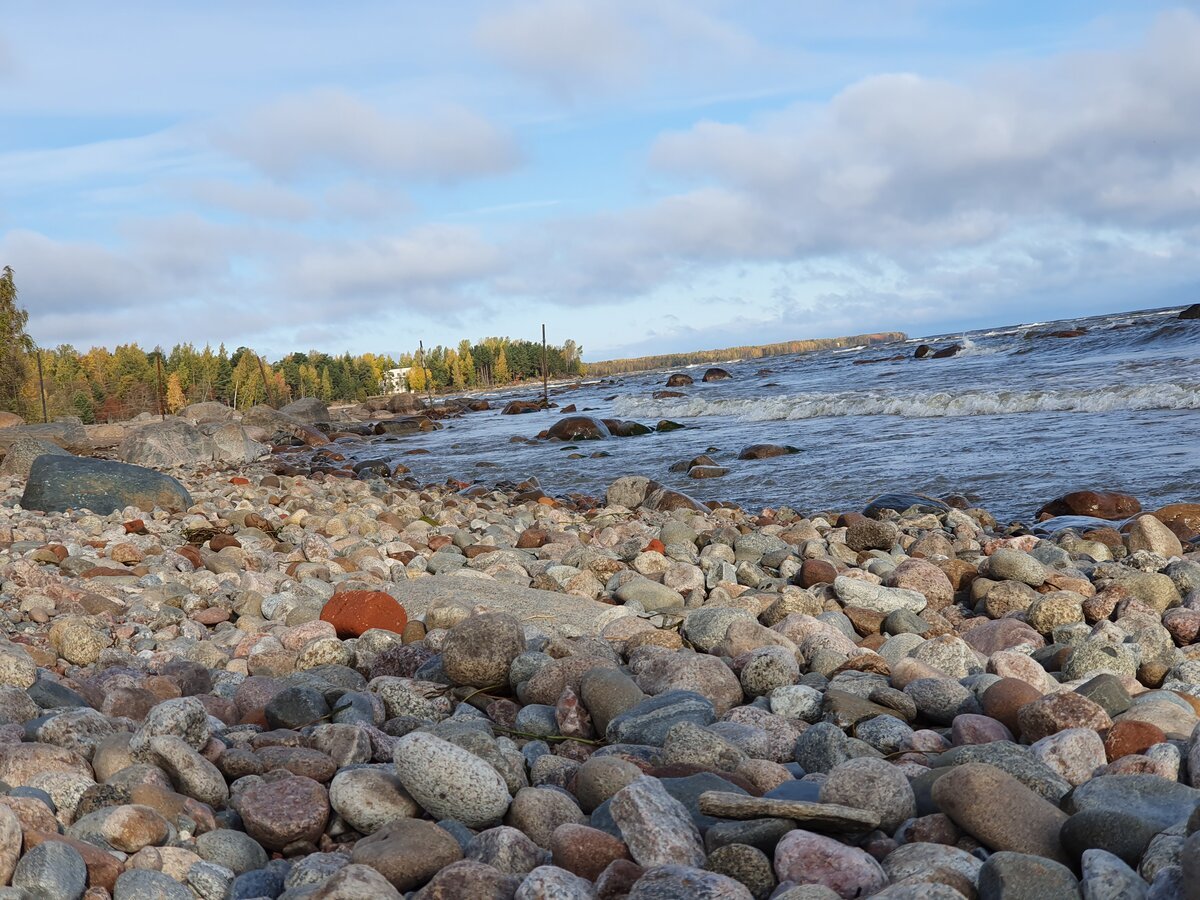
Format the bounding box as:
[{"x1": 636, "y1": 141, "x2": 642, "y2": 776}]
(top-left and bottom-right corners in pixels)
[
  {"x1": 702, "y1": 368, "x2": 731, "y2": 382},
  {"x1": 20, "y1": 455, "x2": 193, "y2": 515},
  {"x1": 546, "y1": 416, "x2": 611, "y2": 440},
  {"x1": 1179, "y1": 303, "x2": 1200, "y2": 320},
  {"x1": 666, "y1": 373, "x2": 694, "y2": 386},
  {"x1": 1036, "y1": 491, "x2": 1141, "y2": 520},
  {"x1": 862, "y1": 493, "x2": 950, "y2": 518}
]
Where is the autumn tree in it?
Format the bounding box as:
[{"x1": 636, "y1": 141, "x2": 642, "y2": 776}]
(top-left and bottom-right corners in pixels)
[
  {"x1": 165, "y1": 372, "x2": 187, "y2": 413},
  {"x1": 0, "y1": 266, "x2": 34, "y2": 416},
  {"x1": 493, "y1": 347, "x2": 510, "y2": 383}
]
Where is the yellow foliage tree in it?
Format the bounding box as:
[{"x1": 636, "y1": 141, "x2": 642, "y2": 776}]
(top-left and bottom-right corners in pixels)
[
  {"x1": 494, "y1": 348, "x2": 510, "y2": 383},
  {"x1": 165, "y1": 372, "x2": 186, "y2": 413}
]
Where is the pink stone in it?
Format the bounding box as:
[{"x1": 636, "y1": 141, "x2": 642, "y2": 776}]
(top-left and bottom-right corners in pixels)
[
  {"x1": 951, "y1": 714, "x2": 1013, "y2": 746},
  {"x1": 1029, "y1": 728, "x2": 1107, "y2": 786},
  {"x1": 774, "y1": 830, "x2": 887, "y2": 899},
  {"x1": 556, "y1": 687, "x2": 595, "y2": 740}
]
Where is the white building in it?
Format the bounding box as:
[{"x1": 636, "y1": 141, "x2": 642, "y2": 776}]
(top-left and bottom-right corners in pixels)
[{"x1": 382, "y1": 367, "x2": 413, "y2": 393}]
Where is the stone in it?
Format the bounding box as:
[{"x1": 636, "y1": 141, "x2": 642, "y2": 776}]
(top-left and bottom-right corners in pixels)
[
  {"x1": 195, "y1": 829, "x2": 268, "y2": 875},
  {"x1": 833, "y1": 577, "x2": 926, "y2": 614},
  {"x1": 114, "y1": 868, "x2": 193, "y2": 900},
  {"x1": 235, "y1": 776, "x2": 329, "y2": 851},
  {"x1": 0, "y1": 804, "x2": 20, "y2": 887},
  {"x1": 862, "y1": 493, "x2": 949, "y2": 517},
  {"x1": 329, "y1": 767, "x2": 419, "y2": 834},
  {"x1": 610, "y1": 776, "x2": 705, "y2": 868},
  {"x1": 0, "y1": 437, "x2": 70, "y2": 478},
  {"x1": 607, "y1": 691, "x2": 716, "y2": 746},
  {"x1": 11, "y1": 839, "x2": 88, "y2": 900},
  {"x1": 986, "y1": 548, "x2": 1047, "y2": 586},
  {"x1": 1067, "y1": 774, "x2": 1200, "y2": 833},
  {"x1": 704, "y1": 844, "x2": 775, "y2": 899},
  {"x1": 773, "y1": 830, "x2": 886, "y2": 898},
  {"x1": 21, "y1": 455, "x2": 193, "y2": 515},
  {"x1": 308, "y1": 864, "x2": 403, "y2": 900},
  {"x1": 320, "y1": 591, "x2": 408, "y2": 639},
  {"x1": 1060, "y1": 809, "x2": 1159, "y2": 867},
  {"x1": 696, "y1": 792, "x2": 879, "y2": 833},
  {"x1": 931, "y1": 763, "x2": 1069, "y2": 863},
  {"x1": 1080, "y1": 849, "x2": 1147, "y2": 900},
  {"x1": 392, "y1": 731, "x2": 512, "y2": 828},
  {"x1": 1017, "y1": 691, "x2": 1112, "y2": 743},
  {"x1": 442, "y1": 613, "x2": 527, "y2": 688},
  {"x1": 978, "y1": 852, "x2": 1080, "y2": 900},
  {"x1": 1029, "y1": 728, "x2": 1107, "y2": 786},
  {"x1": 550, "y1": 823, "x2": 631, "y2": 881},
  {"x1": 351, "y1": 818, "x2": 463, "y2": 891},
  {"x1": 548, "y1": 416, "x2": 611, "y2": 440},
  {"x1": 1037, "y1": 491, "x2": 1141, "y2": 521},
  {"x1": 818, "y1": 758, "x2": 915, "y2": 833},
  {"x1": 581, "y1": 669, "x2": 647, "y2": 737},
  {"x1": 505, "y1": 786, "x2": 586, "y2": 849},
  {"x1": 1126, "y1": 515, "x2": 1184, "y2": 558},
  {"x1": 628, "y1": 864, "x2": 753, "y2": 899}
]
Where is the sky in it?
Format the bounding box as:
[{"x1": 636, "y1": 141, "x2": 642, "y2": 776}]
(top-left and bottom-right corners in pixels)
[{"x1": 2, "y1": 1, "x2": 1199, "y2": 362}]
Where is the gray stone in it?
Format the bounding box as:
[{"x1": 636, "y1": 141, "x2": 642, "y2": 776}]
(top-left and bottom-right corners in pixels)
[
  {"x1": 793, "y1": 722, "x2": 850, "y2": 774},
  {"x1": 0, "y1": 438, "x2": 70, "y2": 478},
  {"x1": 819, "y1": 757, "x2": 915, "y2": 833},
  {"x1": 393, "y1": 731, "x2": 511, "y2": 828},
  {"x1": 987, "y1": 549, "x2": 1048, "y2": 586},
  {"x1": 11, "y1": 840, "x2": 87, "y2": 900},
  {"x1": 1080, "y1": 848, "x2": 1148, "y2": 899},
  {"x1": 628, "y1": 864, "x2": 753, "y2": 899},
  {"x1": 978, "y1": 851, "x2": 1080, "y2": 900},
  {"x1": 606, "y1": 690, "x2": 716, "y2": 746},
  {"x1": 20, "y1": 455, "x2": 193, "y2": 515},
  {"x1": 616, "y1": 576, "x2": 686, "y2": 612},
  {"x1": 195, "y1": 828, "x2": 270, "y2": 875},
  {"x1": 581, "y1": 668, "x2": 646, "y2": 736},
  {"x1": 833, "y1": 577, "x2": 927, "y2": 614},
  {"x1": 610, "y1": 776, "x2": 705, "y2": 867},
  {"x1": 187, "y1": 861, "x2": 237, "y2": 900},
  {"x1": 904, "y1": 678, "x2": 980, "y2": 725},
  {"x1": 514, "y1": 865, "x2": 596, "y2": 899},
  {"x1": 1067, "y1": 775, "x2": 1200, "y2": 833},
  {"x1": 114, "y1": 869, "x2": 193, "y2": 900},
  {"x1": 1061, "y1": 809, "x2": 1159, "y2": 866}
]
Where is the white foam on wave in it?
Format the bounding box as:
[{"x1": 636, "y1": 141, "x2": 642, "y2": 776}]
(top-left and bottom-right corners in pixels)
[{"x1": 616, "y1": 382, "x2": 1200, "y2": 421}]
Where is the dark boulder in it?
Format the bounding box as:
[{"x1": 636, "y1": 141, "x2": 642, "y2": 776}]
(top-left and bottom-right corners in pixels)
[
  {"x1": 652, "y1": 391, "x2": 685, "y2": 400},
  {"x1": 279, "y1": 398, "x2": 330, "y2": 424},
  {"x1": 501, "y1": 400, "x2": 543, "y2": 415},
  {"x1": 666, "y1": 373, "x2": 694, "y2": 387},
  {"x1": 737, "y1": 444, "x2": 799, "y2": 460},
  {"x1": 863, "y1": 493, "x2": 950, "y2": 519},
  {"x1": 931, "y1": 344, "x2": 962, "y2": 358},
  {"x1": 913, "y1": 345, "x2": 933, "y2": 359},
  {"x1": 546, "y1": 416, "x2": 611, "y2": 441},
  {"x1": 602, "y1": 420, "x2": 652, "y2": 437},
  {"x1": 656, "y1": 420, "x2": 685, "y2": 432},
  {"x1": 642, "y1": 481, "x2": 708, "y2": 513},
  {"x1": 21, "y1": 455, "x2": 193, "y2": 515},
  {"x1": 702, "y1": 368, "x2": 732, "y2": 382},
  {"x1": 1179, "y1": 303, "x2": 1200, "y2": 320},
  {"x1": 1036, "y1": 491, "x2": 1140, "y2": 521}
]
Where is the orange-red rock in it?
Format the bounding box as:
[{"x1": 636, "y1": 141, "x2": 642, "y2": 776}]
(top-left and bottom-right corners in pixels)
[
  {"x1": 1036, "y1": 491, "x2": 1140, "y2": 521},
  {"x1": 1104, "y1": 720, "x2": 1167, "y2": 762},
  {"x1": 1152, "y1": 503, "x2": 1200, "y2": 540},
  {"x1": 981, "y1": 678, "x2": 1043, "y2": 736},
  {"x1": 320, "y1": 590, "x2": 408, "y2": 639}
]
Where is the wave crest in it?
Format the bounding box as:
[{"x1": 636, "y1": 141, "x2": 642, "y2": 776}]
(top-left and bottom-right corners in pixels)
[{"x1": 615, "y1": 382, "x2": 1200, "y2": 421}]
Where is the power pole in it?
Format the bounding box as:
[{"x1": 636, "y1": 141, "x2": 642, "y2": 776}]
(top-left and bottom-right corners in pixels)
[
  {"x1": 35, "y1": 349, "x2": 48, "y2": 423},
  {"x1": 154, "y1": 354, "x2": 165, "y2": 420},
  {"x1": 541, "y1": 324, "x2": 549, "y2": 407}
]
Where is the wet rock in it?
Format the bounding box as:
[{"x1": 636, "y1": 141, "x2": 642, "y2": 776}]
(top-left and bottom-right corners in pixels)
[{"x1": 1037, "y1": 491, "x2": 1141, "y2": 521}]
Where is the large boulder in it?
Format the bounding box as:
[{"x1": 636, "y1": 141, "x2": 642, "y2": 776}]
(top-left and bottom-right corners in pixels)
[
  {"x1": 242, "y1": 405, "x2": 329, "y2": 446},
  {"x1": 546, "y1": 416, "x2": 610, "y2": 441},
  {"x1": 642, "y1": 482, "x2": 708, "y2": 514},
  {"x1": 20, "y1": 456, "x2": 193, "y2": 514},
  {"x1": 181, "y1": 402, "x2": 237, "y2": 424},
  {"x1": 1179, "y1": 303, "x2": 1200, "y2": 320},
  {"x1": 117, "y1": 418, "x2": 215, "y2": 468},
  {"x1": 279, "y1": 397, "x2": 330, "y2": 424},
  {"x1": 1037, "y1": 491, "x2": 1140, "y2": 521},
  {"x1": 209, "y1": 423, "x2": 269, "y2": 464},
  {"x1": 666, "y1": 373, "x2": 693, "y2": 387},
  {"x1": 0, "y1": 438, "x2": 71, "y2": 478},
  {"x1": 0, "y1": 421, "x2": 90, "y2": 453},
  {"x1": 702, "y1": 368, "x2": 731, "y2": 382}
]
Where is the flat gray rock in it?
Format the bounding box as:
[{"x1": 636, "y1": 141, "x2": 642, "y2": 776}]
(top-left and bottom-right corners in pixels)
[
  {"x1": 697, "y1": 791, "x2": 880, "y2": 832},
  {"x1": 20, "y1": 455, "x2": 193, "y2": 515}
]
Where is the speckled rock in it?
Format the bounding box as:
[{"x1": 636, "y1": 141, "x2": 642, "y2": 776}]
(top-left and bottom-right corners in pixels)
[{"x1": 393, "y1": 731, "x2": 511, "y2": 828}]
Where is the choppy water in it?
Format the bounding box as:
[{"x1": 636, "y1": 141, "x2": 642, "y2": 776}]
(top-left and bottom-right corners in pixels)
[{"x1": 347, "y1": 306, "x2": 1200, "y2": 523}]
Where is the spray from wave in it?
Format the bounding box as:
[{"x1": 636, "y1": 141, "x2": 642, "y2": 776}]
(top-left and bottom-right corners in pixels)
[{"x1": 615, "y1": 382, "x2": 1200, "y2": 421}]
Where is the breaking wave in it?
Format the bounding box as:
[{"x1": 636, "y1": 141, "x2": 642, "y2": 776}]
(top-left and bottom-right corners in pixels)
[{"x1": 615, "y1": 382, "x2": 1200, "y2": 421}]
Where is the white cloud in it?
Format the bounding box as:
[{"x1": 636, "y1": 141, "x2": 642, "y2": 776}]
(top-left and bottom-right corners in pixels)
[
  {"x1": 186, "y1": 179, "x2": 314, "y2": 220},
  {"x1": 475, "y1": 0, "x2": 643, "y2": 95},
  {"x1": 220, "y1": 89, "x2": 521, "y2": 181}
]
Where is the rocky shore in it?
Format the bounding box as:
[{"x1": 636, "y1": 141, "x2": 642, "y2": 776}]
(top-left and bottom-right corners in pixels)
[{"x1": 0, "y1": 406, "x2": 1199, "y2": 899}]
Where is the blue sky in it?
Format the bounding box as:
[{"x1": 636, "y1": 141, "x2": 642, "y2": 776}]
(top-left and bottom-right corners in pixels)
[{"x1": 2, "y1": 1, "x2": 1198, "y2": 361}]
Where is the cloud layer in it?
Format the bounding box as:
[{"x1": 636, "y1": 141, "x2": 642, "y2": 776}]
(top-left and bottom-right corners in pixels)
[{"x1": 2, "y1": 2, "x2": 1198, "y2": 358}]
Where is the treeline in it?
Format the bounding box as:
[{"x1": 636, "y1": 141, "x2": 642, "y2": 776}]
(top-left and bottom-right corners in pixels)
[
  {"x1": 586, "y1": 332, "x2": 908, "y2": 376},
  {"x1": 401, "y1": 337, "x2": 584, "y2": 392},
  {"x1": 0, "y1": 265, "x2": 587, "y2": 423}
]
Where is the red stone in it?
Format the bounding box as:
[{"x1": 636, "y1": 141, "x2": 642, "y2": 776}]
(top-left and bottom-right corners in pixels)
[
  {"x1": 1036, "y1": 490, "x2": 1141, "y2": 521},
  {"x1": 799, "y1": 558, "x2": 838, "y2": 588},
  {"x1": 177, "y1": 546, "x2": 203, "y2": 569},
  {"x1": 210, "y1": 534, "x2": 241, "y2": 551},
  {"x1": 319, "y1": 590, "x2": 408, "y2": 639},
  {"x1": 643, "y1": 539, "x2": 666, "y2": 554},
  {"x1": 1104, "y1": 720, "x2": 1167, "y2": 762},
  {"x1": 122, "y1": 519, "x2": 147, "y2": 534},
  {"x1": 229, "y1": 476, "x2": 250, "y2": 485},
  {"x1": 981, "y1": 678, "x2": 1043, "y2": 736}
]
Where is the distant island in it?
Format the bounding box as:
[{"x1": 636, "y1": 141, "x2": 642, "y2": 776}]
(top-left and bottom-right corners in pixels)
[{"x1": 585, "y1": 332, "x2": 907, "y2": 376}]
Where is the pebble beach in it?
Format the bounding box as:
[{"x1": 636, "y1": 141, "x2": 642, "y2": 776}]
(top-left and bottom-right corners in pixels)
[{"x1": 0, "y1": 397, "x2": 1199, "y2": 900}]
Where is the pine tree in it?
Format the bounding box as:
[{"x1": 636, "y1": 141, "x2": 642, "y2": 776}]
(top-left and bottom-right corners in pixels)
[
  {"x1": 165, "y1": 372, "x2": 187, "y2": 413},
  {"x1": 0, "y1": 266, "x2": 34, "y2": 416}
]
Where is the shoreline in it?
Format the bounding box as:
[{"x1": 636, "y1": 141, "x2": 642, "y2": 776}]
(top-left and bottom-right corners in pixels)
[{"x1": 0, "y1": 447, "x2": 1197, "y2": 897}]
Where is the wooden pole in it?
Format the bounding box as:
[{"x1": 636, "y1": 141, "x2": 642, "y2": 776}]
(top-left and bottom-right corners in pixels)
[
  {"x1": 35, "y1": 349, "x2": 48, "y2": 423},
  {"x1": 154, "y1": 354, "x2": 165, "y2": 420},
  {"x1": 541, "y1": 324, "x2": 549, "y2": 406}
]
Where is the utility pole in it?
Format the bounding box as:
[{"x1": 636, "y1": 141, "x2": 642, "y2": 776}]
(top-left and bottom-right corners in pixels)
[
  {"x1": 35, "y1": 349, "x2": 48, "y2": 423},
  {"x1": 154, "y1": 354, "x2": 165, "y2": 420},
  {"x1": 541, "y1": 324, "x2": 549, "y2": 407}
]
